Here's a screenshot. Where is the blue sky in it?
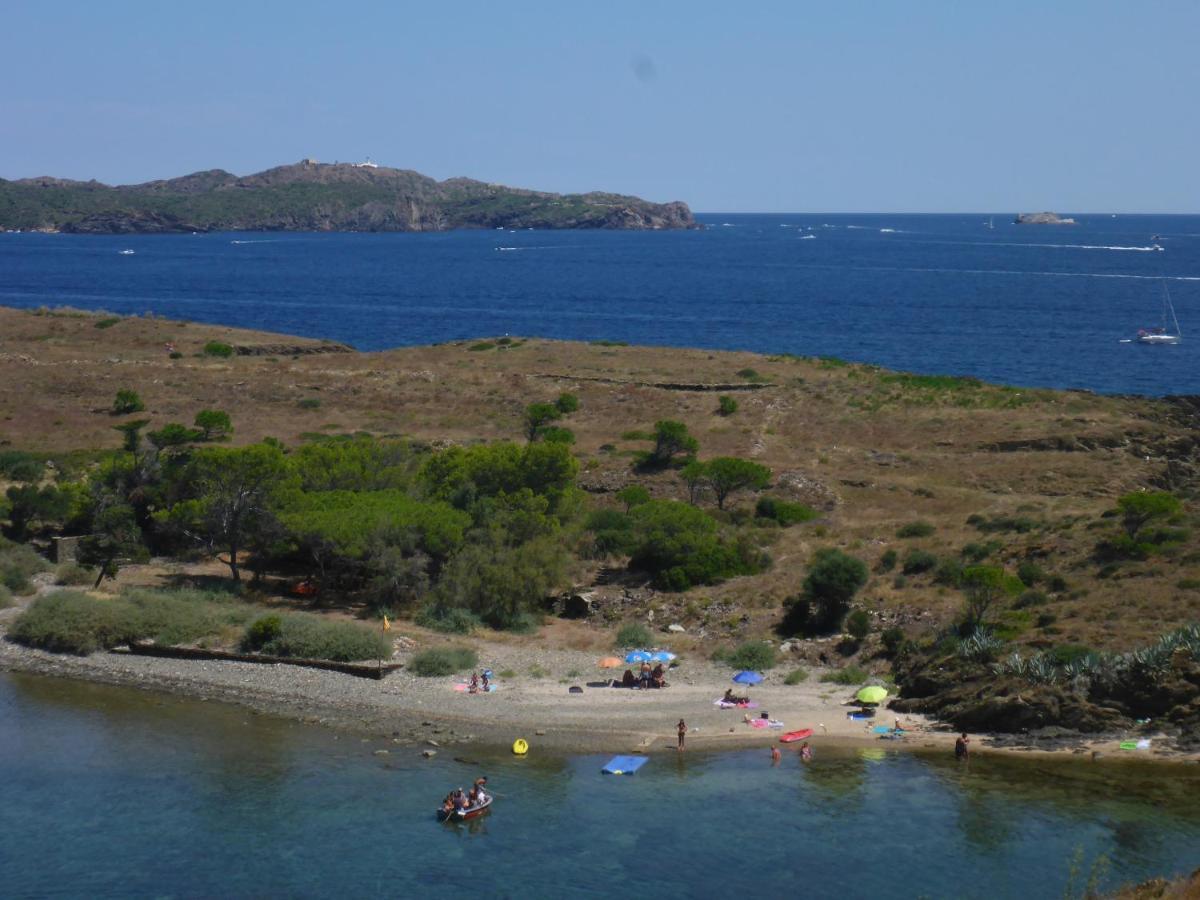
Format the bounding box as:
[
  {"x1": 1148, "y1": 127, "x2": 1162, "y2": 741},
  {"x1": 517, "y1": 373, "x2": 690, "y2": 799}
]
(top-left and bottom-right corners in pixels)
[{"x1": 2, "y1": 1, "x2": 1197, "y2": 211}]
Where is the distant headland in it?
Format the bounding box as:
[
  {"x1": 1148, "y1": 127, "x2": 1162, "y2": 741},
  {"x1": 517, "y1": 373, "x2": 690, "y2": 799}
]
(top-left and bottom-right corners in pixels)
[
  {"x1": 1014, "y1": 211, "x2": 1077, "y2": 225},
  {"x1": 0, "y1": 159, "x2": 696, "y2": 234}
]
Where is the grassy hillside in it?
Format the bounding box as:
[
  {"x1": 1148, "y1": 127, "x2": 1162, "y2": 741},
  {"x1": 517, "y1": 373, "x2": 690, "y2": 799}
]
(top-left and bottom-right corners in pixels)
[
  {"x1": 2, "y1": 304, "x2": 1197, "y2": 661},
  {"x1": 0, "y1": 161, "x2": 695, "y2": 233}
]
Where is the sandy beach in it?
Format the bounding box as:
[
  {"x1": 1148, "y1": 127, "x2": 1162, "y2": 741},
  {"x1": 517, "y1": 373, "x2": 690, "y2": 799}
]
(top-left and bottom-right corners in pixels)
[{"x1": 2, "y1": 597, "x2": 1190, "y2": 765}]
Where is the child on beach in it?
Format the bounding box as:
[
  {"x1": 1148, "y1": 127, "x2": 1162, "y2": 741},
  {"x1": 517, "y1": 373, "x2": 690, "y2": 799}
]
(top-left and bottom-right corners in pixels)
[{"x1": 677, "y1": 719, "x2": 687, "y2": 751}]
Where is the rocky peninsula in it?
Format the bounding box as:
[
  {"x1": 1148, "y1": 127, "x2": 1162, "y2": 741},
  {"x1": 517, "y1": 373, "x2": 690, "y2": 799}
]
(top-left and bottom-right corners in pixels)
[
  {"x1": 0, "y1": 160, "x2": 696, "y2": 234},
  {"x1": 1014, "y1": 211, "x2": 1078, "y2": 225}
]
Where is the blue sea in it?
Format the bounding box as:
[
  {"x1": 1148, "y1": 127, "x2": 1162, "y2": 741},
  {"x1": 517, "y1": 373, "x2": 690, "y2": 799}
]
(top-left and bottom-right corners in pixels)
[{"x1": 1, "y1": 213, "x2": 1198, "y2": 395}]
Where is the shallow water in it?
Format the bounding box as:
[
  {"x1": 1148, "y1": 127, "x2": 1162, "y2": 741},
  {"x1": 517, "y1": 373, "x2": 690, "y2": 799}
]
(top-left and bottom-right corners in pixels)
[
  {"x1": 2, "y1": 214, "x2": 1198, "y2": 394},
  {"x1": 1, "y1": 672, "x2": 1197, "y2": 898}
]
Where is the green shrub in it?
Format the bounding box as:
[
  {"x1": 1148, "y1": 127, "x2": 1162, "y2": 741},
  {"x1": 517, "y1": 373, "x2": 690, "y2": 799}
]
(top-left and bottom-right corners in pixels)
[
  {"x1": 621, "y1": 430, "x2": 654, "y2": 441},
  {"x1": 9, "y1": 593, "x2": 134, "y2": 654},
  {"x1": 297, "y1": 397, "x2": 322, "y2": 410},
  {"x1": 877, "y1": 549, "x2": 898, "y2": 572},
  {"x1": 616, "y1": 485, "x2": 651, "y2": 512},
  {"x1": 415, "y1": 604, "x2": 480, "y2": 635},
  {"x1": 1046, "y1": 574, "x2": 1069, "y2": 592},
  {"x1": 1049, "y1": 644, "x2": 1094, "y2": 667},
  {"x1": 736, "y1": 368, "x2": 764, "y2": 382},
  {"x1": 725, "y1": 641, "x2": 778, "y2": 670},
  {"x1": 169, "y1": 351, "x2": 183, "y2": 359},
  {"x1": 881, "y1": 627, "x2": 905, "y2": 656},
  {"x1": 961, "y1": 541, "x2": 1001, "y2": 562},
  {"x1": 587, "y1": 508, "x2": 637, "y2": 557},
  {"x1": 1178, "y1": 578, "x2": 1200, "y2": 591},
  {"x1": 755, "y1": 496, "x2": 817, "y2": 526},
  {"x1": 627, "y1": 500, "x2": 765, "y2": 591},
  {"x1": 245, "y1": 613, "x2": 391, "y2": 661},
  {"x1": 0, "y1": 451, "x2": 45, "y2": 482},
  {"x1": 896, "y1": 521, "x2": 935, "y2": 539},
  {"x1": 614, "y1": 622, "x2": 653, "y2": 649},
  {"x1": 933, "y1": 557, "x2": 964, "y2": 587},
  {"x1": 54, "y1": 563, "x2": 95, "y2": 586},
  {"x1": 94, "y1": 317, "x2": 121, "y2": 329},
  {"x1": 902, "y1": 549, "x2": 937, "y2": 575},
  {"x1": 203, "y1": 341, "x2": 235, "y2": 358},
  {"x1": 819, "y1": 666, "x2": 867, "y2": 685},
  {"x1": 1017, "y1": 561, "x2": 1044, "y2": 586},
  {"x1": 0, "y1": 584, "x2": 11, "y2": 609},
  {"x1": 1014, "y1": 590, "x2": 1048, "y2": 609},
  {"x1": 555, "y1": 392, "x2": 579, "y2": 414},
  {"x1": 112, "y1": 389, "x2": 144, "y2": 415},
  {"x1": 0, "y1": 541, "x2": 49, "y2": 593},
  {"x1": 467, "y1": 342, "x2": 495, "y2": 352},
  {"x1": 194, "y1": 409, "x2": 233, "y2": 441},
  {"x1": 784, "y1": 667, "x2": 809, "y2": 685},
  {"x1": 845, "y1": 609, "x2": 870, "y2": 640},
  {"x1": 717, "y1": 395, "x2": 738, "y2": 416},
  {"x1": 243, "y1": 614, "x2": 283, "y2": 651},
  {"x1": 409, "y1": 646, "x2": 478, "y2": 676},
  {"x1": 783, "y1": 549, "x2": 868, "y2": 635},
  {"x1": 537, "y1": 426, "x2": 575, "y2": 445}
]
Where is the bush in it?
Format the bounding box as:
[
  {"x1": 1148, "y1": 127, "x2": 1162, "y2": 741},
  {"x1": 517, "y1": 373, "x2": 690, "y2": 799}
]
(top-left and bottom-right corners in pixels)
[
  {"x1": 784, "y1": 667, "x2": 809, "y2": 685},
  {"x1": 244, "y1": 613, "x2": 391, "y2": 661},
  {"x1": 845, "y1": 609, "x2": 870, "y2": 640},
  {"x1": 736, "y1": 368, "x2": 763, "y2": 382},
  {"x1": 8, "y1": 592, "x2": 134, "y2": 654},
  {"x1": 54, "y1": 563, "x2": 95, "y2": 586},
  {"x1": 409, "y1": 646, "x2": 478, "y2": 677},
  {"x1": 1017, "y1": 561, "x2": 1044, "y2": 586},
  {"x1": 297, "y1": 397, "x2": 321, "y2": 410},
  {"x1": 616, "y1": 485, "x2": 651, "y2": 512},
  {"x1": 961, "y1": 541, "x2": 1000, "y2": 562},
  {"x1": 725, "y1": 641, "x2": 778, "y2": 670},
  {"x1": 555, "y1": 392, "x2": 579, "y2": 414},
  {"x1": 783, "y1": 549, "x2": 868, "y2": 634},
  {"x1": 203, "y1": 341, "x2": 235, "y2": 358},
  {"x1": 1049, "y1": 644, "x2": 1094, "y2": 667},
  {"x1": 194, "y1": 409, "x2": 233, "y2": 441},
  {"x1": 877, "y1": 549, "x2": 897, "y2": 572},
  {"x1": 94, "y1": 316, "x2": 121, "y2": 329},
  {"x1": 819, "y1": 666, "x2": 867, "y2": 685},
  {"x1": 537, "y1": 426, "x2": 575, "y2": 445},
  {"x1": 0, "y1": 541, "x2": 49, "y2": 593},
  {"x1": 902, "y1": 549, "x2": 938, "y2": 575},
  {"x1": 467, "y1": 342, "x2": 495, "y2": 352},
  {"x1": 112, "y1": 389, "x2": 144, "y2": 415},
  {"x1": 627, "y1": 500, "x2": 764, "y2": 591},
  {"x1": 0, "y1": 584, "x2": 11, "y2": 609},
  {"x1": 755, "y1": 496, "x2": 817, "y2": 526},
  {"x1": 881, "y1": 627, "x2": 905, "y2": 656},
  {"x1": 415, "y1": 604, "x2": 480, "y2": 635},
  {"x1": 896, "y1": 521, "x2": 935, "y2": 539},
  {"x1": 243, "y1": 614, "x2": 283, "y2": 651},
  {"x1": 587, "y1": 508, "x2": 636, "y2": 557},
  {"x1": 1014, "y1": 590, "x2": 1048, "y2": 609},
  {"x1": 717, "y1": 395, "x2": 738, "y2": 416},
  {"x1": 0, "y1": 451, "x2": 45, "y2": 483},
  {"x1": 614, "y1": 622, "x2": 653, "y2": 649},
  {"x1": 933, "y1": 557, "x2": 964, "y2": 587}
]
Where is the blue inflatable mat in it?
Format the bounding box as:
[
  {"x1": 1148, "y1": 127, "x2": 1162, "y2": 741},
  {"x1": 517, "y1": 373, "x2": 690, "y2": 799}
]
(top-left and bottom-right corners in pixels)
[{"x1": 602, "y1": 755, "x2": 649, "y2": 775}]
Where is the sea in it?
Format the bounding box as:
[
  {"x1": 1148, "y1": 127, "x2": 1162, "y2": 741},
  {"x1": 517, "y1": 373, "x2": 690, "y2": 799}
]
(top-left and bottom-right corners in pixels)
[
  {"x1": 3, "y1": 672, "x2": 1199, "y2": 900},
  {"x1": 1, "y1": 213, "x2": 1198, "y2": 396}
]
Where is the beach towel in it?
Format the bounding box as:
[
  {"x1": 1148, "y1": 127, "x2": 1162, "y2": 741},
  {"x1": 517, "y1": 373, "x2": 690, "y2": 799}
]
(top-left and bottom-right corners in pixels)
[
  {"x1": 714, "y1": 700, "x2": 759, "y2": 710},
  {"x1": 750, "y1": 719, "x2": 769, "y2": 728}
]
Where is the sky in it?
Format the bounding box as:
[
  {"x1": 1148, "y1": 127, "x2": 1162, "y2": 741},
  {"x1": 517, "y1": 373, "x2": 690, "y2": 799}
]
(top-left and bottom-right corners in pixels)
[{"x1": 2, "y1": 1, "x2": 1198, "y2": 212}]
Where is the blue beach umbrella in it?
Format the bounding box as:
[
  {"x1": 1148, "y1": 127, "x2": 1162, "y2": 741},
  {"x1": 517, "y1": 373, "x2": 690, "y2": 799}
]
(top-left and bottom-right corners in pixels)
[
  {"x1": 732, "y1": 671, "x2": 764, "y2": 685},
  {"x1": 650, "y1": 651, "x2": 676, "y2": 663},
  {"x1": 625, "y1": 651, "x2": 652, "y2": 664}
]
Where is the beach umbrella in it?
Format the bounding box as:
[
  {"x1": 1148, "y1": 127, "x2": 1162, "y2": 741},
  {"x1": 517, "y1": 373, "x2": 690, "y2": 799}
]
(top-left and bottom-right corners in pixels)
[
  {"x1": 732, "y1": 671, "x2": 764, "y2": 685},
  {"x1": 597, "y1": 656, "x2": 623, "y2": 668},
  {"x1": 625, "y1": 651, "x2": 652, "y2": 664},
  {"x1": 856, "y1": 686, "x2": 888, "y2": 704},
  {"x1": 650, "y1": 651, "x2": 676, "y2": 663}
]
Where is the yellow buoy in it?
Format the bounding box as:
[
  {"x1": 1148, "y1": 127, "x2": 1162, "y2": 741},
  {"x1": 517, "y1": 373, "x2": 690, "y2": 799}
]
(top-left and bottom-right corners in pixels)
[{"x1": 512, "y1": 738, "x2": 529, "y2": 756}]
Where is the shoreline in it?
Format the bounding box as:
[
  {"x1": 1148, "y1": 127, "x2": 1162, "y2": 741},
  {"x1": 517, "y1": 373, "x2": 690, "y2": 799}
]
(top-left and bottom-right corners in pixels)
[{"x1": 2, "y1": 630, "x2": 1193, "y2": 767}]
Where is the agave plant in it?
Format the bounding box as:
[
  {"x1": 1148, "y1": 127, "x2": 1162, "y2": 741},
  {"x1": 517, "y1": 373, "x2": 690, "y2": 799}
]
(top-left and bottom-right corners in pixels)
[{"x1": 958, "y1": 629, "x2": 1004, "y2": 662}]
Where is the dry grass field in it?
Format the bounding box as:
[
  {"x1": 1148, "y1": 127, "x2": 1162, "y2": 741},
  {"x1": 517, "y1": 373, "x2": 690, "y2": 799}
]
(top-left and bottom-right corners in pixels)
[{"x1": 2, "y1": 305, "x2": 1198, "y2": 656}]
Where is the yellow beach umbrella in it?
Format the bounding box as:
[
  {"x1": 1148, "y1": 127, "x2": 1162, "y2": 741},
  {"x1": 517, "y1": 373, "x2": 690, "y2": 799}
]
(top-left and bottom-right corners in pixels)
[{"x1": 856, "y1": 686, "x2": 888, "y2": 704}]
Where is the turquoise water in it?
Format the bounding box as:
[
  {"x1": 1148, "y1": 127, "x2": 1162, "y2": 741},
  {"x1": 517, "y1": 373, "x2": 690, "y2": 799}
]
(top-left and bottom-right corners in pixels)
[{"x1": 1, "y1": 672, "x2": 1197, "y2": 899}]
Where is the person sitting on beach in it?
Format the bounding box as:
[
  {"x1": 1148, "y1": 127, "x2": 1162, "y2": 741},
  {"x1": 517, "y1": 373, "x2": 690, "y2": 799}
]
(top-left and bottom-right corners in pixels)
[
  {"x1": 469, "y1": 671, "x2": 479, "y2": 694},
  {"x1": 651, "y1": 663, "x2": 666, "y2": 688},
  {"x1": 621, "y1": 669, "x2": 637, "y2": 688},
  {"x1": 481, "y1": 672, "x2": 490, "y2": 691},
  {"x1": 723, "y1": 688, "x2": 737, "y2": 703}
]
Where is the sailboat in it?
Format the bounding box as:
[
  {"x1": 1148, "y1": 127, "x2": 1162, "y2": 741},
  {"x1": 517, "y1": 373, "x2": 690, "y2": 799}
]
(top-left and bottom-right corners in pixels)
[{"x1": 1136, "y1": 281, "x2": 1182, "y2": 345}]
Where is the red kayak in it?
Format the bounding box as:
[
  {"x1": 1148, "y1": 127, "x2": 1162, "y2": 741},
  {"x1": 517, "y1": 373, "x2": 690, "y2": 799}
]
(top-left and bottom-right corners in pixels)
[{"x1": 779, "y1": 729, "x2": 813, "y2": 743}]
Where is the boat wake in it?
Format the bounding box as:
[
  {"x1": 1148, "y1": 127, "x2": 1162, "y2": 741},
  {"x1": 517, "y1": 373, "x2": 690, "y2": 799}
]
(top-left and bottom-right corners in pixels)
[{"x1": 230, "y1": 240, "x2": 277, "y2": 245}]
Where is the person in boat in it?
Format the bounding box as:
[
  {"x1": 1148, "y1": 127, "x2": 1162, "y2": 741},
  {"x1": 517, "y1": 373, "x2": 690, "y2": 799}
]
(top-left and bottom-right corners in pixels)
[
  {"x1": 651, "y1": 663, "x2": 666, "y2": 688},
  {"x1": 441, "y1": 794, "x2": 456, "y2": 816},
  {"x1": 452, "y1": 788, "x2": 469, "y2": 810},
  {"x1": 472, "y1": 776, "x2": 489, "y2": 804},
  {"x1": 469, "y1": 671, "x2": 479, "y2": 694}
]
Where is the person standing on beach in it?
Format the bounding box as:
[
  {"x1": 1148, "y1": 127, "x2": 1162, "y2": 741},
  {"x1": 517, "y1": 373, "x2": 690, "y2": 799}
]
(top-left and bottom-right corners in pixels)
[
  {"x1": 955, "y1": 733, "x2": 970, "y2": 761},
  {"x1": 677, "y1": 719, "x2": 687, "y2": 751}
]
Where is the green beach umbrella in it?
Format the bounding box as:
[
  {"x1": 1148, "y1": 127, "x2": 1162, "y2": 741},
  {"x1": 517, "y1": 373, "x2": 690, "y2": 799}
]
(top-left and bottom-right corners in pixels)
[{"x1": 856, "y1": 686, "x2": 888, "y2": 704}]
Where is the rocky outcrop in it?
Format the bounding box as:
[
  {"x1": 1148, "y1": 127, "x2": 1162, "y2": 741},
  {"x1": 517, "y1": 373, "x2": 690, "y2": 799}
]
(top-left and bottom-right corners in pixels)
[{"x1": 1014, "y1": 211, "x2": 1077, "y2": 225}]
